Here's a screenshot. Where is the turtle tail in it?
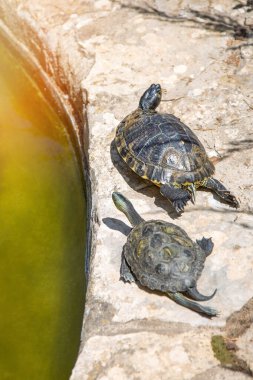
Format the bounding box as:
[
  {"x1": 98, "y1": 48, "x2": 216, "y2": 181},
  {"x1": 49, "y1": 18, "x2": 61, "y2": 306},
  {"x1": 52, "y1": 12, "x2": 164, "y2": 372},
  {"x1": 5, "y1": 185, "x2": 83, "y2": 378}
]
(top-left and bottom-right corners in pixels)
[{"x1": 112, "y1": 192, "x2": 144, "y2": 227}]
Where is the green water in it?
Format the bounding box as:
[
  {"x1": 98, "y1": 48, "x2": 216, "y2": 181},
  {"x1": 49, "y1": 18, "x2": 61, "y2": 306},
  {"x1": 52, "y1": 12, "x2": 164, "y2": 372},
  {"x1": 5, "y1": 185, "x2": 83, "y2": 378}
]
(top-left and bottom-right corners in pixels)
[{"x1": 0, "y1": 42, "x2": 86, "y2": 379}]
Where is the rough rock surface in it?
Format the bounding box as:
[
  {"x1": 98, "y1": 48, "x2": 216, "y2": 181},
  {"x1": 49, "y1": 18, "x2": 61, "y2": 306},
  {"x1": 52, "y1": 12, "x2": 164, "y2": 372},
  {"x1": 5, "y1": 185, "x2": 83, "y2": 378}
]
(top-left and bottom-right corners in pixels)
[
  {"x1": 0, "y1": 0, "x2": 252, "y2": 379},
  {"x1": 237, "y1": 325, "x2": 253, "y2": 372}
]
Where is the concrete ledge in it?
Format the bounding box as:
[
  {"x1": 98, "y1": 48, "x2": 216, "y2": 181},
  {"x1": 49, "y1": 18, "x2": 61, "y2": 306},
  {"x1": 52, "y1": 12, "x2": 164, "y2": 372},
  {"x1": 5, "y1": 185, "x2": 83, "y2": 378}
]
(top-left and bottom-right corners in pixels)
[{"x1": 1, "y1": 1, "x2": 253, "y2": 379}]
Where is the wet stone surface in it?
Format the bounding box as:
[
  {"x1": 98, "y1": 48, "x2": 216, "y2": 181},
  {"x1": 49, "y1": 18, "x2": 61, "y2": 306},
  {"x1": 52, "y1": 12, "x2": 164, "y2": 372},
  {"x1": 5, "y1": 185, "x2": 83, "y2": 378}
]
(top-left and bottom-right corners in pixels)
[{"x1": 0, "y1": 0, "x2": 252, "y2": 379}]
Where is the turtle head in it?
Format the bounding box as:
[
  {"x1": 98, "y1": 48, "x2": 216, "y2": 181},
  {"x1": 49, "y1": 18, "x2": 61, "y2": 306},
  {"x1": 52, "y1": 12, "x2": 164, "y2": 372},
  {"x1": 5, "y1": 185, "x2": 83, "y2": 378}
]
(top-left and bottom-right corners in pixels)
[
  {"x1": 139, "y1": 84, "x2": 162, "y2": 110},
  {"x1": 112, "y1": 192, "x2": 144, "y2": 227}
]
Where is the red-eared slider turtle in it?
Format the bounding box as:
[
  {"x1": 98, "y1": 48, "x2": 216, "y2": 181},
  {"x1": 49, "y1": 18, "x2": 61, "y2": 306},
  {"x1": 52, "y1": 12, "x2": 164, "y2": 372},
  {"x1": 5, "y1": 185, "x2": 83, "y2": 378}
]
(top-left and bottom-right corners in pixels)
[
  {"x1": 115, "y1": 84, "x2": 239, "y2": 212},
  {"x1": 112, "y1": 192, "x2": 218, "y2": 317}
]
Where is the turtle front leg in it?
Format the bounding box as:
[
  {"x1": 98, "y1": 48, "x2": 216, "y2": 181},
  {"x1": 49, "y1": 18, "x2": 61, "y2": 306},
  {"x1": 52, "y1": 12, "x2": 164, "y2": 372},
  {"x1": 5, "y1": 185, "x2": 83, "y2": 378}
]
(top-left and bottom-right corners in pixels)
[
  {"x1": 204, "y1": 178, "x2": 239, "y2": 209},
  {"x1": 160, "y1": 184, "x2": 191, "y2": 213},
  {"x1": 120, "y1": 254, "x2": 136, "y2": 283},
  {"x1": 196, "y1": 237, "x2": 214, "y2": 256},
  {"x1": 167, "y1": 292, "x2": 218, "y2": 317}
]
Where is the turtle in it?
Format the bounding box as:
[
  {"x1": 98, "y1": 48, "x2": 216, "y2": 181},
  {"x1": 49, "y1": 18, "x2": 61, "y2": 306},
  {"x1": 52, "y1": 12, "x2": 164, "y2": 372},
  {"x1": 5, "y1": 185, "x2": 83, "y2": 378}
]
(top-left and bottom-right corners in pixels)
[
  {"x1": 115, "y1": 83, "x2": 239, "y2": 212},
  {"x1": 112, "y1": 192, "x2": 218, "y2": 317}
]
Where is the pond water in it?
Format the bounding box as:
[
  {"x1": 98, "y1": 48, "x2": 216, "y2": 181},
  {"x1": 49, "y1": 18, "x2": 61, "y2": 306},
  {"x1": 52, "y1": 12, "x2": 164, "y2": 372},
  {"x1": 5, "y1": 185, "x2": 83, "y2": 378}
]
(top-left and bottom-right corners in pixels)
[{"x1": 0, "y1": 41, "x2": 86, "y2": 379}]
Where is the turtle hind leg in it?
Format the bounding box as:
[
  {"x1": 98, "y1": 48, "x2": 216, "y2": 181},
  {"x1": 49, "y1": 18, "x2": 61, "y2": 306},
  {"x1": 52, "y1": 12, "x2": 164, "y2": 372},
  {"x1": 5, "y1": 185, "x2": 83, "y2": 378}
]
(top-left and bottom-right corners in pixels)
[
  {"x1": 160, "y1": 184, "x2": 191, "y2": 213},
  {"x1": 120, "y1": 254, "x2": 136, "y2": 283},
  {"x1": 204, "y1": 177, "x2": 239, "y2": 209},
  {"x1": 196, "y1": 237, "x2": 214, "y2": 256},
  {"x1": 167, "y1": 292, "x2": 218, "y2": 317}
]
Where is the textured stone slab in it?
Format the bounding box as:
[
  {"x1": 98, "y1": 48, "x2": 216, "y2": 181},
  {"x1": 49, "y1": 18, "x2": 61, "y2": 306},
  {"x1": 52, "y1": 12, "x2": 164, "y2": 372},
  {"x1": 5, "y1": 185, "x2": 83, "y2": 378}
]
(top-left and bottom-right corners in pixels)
[
  {"x1": 0, "y1": 0, "x2": 252, "y2": 379},
  {"x1": 72, "y1": 330, "x2": 219, "y2": 380},
  {"x1": 238, "y1": 325, "x2": 253, "y2": 372}
]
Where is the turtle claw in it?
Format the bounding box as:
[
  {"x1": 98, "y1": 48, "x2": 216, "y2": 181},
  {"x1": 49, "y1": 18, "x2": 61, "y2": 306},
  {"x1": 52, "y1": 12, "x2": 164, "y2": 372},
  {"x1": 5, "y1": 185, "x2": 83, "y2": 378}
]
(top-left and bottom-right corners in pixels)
[
  {"x1": 224, "y1": 192, "x2": 239, "y2": 209},
  {"x1": 173, "y1": 195, "x2": 191, "y2": 213},
  {"x1": 174, "y1": 200, "x2": 185, "y2": 213},
  {"x1": 160, "y1": 184, "x2": 191, "y2": 213},
  {"x1": 120, "y1": 272, "x2": 135, "y2": 283},
  {"x1": 188, "y1": 184, "x2": 196, "y2": 204},
  {"x1": 204, "y1": 178, "x2": 239, "y2": 209}
]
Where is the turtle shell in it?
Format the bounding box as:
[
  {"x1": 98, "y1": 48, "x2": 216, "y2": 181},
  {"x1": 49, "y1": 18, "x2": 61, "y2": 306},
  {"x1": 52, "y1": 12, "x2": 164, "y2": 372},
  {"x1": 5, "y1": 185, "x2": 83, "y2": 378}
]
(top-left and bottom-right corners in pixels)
[
  {"x1": 123, "y1": 220, "x2": 206, "y2": 293},
  {"x1": 115, "y1": 109, "x2": 215, "y2": 185}
]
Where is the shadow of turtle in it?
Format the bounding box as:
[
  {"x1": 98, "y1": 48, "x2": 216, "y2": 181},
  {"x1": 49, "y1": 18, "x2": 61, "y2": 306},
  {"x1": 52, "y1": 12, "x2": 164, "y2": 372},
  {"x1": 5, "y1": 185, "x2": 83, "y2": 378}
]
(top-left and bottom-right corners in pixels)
[
  {"x1": 102, "y1": 217, "x2": 131, "y2": 236},
  {"x1": 110, "y1": 139, "x2": 179, "y2": 219}
]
